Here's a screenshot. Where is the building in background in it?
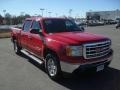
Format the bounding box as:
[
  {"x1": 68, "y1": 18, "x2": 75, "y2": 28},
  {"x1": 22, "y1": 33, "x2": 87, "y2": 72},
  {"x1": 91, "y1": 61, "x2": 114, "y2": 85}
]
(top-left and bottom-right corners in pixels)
[{"x1": 86, "y1": 9, "x2": 120, "y2": 21}]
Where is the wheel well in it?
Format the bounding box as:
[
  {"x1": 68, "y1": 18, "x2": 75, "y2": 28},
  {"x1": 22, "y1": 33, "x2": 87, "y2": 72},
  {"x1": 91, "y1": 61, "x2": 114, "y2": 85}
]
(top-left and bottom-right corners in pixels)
[
  {"x1": 12, "y1": 36, "x2": 16, "y2": 42},
  {"x1": 43, "y1": 48, "x2": 59, "y2": 59},
  {"x1": 12, "y1": 36, "x2": 22, "y2": 49}
]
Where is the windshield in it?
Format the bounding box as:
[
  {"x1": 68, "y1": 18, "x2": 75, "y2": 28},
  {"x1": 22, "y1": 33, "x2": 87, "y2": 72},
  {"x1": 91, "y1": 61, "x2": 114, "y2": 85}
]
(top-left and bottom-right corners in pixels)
[{"x1": 43, "y1": 19, "x2": 81, "y2": 33}]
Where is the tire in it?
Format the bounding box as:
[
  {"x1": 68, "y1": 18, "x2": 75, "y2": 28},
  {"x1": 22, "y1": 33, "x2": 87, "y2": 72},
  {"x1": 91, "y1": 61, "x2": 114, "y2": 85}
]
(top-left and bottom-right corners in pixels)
[
  {"x1": 116, "y1": 26, "x2": 118, "y2": 29},
  {"x1": 13, "y1": 40, "x2": 22, "y2": 54},
  {"x1": 45, "y1": 53, "x2": 62, "y2": 80},
  {"x1": 105, "y1": 61, "x2": 111, "y2": 68}
]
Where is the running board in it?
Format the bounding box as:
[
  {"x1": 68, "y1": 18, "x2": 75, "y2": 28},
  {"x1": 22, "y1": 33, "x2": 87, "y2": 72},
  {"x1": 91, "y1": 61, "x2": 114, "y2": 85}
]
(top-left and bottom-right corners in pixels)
[{"x1": 21, "y1": 50, "x2": 43, "y2": 64}]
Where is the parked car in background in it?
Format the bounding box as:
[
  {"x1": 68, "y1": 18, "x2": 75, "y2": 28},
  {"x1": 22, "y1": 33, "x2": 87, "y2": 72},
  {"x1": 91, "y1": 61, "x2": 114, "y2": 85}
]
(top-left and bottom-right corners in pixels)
[
  {"x1": 87, "y1": 20, "x2": 104, "y2": 26},
  {"x1": 75, "y1": 19, "x2": 87, "y2": 27},
  {"x1": 76, "y1": 22, "x2": 86, "y2": 31},
  {"x1": 108, "y1": 20, "x2": 117, "y2": 24},
  {"x1": 104, "y1": 20, "x2": 117, "y2": 25},
  {"x1": 116, "y1": 21, "x2": 120, "y2": 29}
]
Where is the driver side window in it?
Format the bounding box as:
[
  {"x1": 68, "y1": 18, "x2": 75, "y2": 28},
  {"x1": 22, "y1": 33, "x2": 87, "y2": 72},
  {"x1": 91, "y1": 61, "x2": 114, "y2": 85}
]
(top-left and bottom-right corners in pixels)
[{"x1": 31, "y1": 21, "x2": 41, "y2": 30}]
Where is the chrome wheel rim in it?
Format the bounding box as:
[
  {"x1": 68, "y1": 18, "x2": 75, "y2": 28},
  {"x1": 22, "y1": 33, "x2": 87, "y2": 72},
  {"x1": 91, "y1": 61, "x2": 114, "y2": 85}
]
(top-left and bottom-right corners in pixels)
[{"x1": 47, "y1": 58, "x2": 57, "y2": 76}]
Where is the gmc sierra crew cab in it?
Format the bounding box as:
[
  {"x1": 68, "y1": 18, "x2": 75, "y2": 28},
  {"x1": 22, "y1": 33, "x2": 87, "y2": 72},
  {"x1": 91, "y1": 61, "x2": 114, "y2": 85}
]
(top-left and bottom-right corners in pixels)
[{"x1": 11, "y1": 17, "x2": 113, "y2": 80}]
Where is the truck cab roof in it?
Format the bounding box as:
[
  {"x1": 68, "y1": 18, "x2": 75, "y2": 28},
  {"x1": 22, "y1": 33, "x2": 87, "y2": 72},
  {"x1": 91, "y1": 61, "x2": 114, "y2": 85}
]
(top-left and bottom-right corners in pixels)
[{"x1": 25, "y1": 17, "x2": 67, "y2": 21}]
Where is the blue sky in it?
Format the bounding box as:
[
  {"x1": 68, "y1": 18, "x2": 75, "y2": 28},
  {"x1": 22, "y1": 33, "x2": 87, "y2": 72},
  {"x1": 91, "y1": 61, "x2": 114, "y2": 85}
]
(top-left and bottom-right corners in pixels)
[{"x1": 0, "y1": 0, "x2": 120, "y2": 17}]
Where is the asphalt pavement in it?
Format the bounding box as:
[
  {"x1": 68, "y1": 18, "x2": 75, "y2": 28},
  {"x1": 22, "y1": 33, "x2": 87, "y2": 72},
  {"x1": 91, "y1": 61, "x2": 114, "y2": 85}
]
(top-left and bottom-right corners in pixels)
[{"x1": 0, "y1": 25, "x2": 120, "y2": 90}]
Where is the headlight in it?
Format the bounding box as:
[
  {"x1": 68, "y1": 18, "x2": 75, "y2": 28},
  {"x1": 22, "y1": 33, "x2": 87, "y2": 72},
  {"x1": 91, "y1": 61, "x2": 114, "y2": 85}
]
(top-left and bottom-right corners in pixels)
[{"x1": 66, "y1": 46, "x2": 83, "y2": 56}]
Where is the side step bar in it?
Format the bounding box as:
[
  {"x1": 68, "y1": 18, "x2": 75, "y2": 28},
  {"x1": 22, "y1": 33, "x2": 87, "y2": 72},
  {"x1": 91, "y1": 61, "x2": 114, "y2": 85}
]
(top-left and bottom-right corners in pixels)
[{"x1": 21, "y1": 50, "x2": 43, "y2": 64}]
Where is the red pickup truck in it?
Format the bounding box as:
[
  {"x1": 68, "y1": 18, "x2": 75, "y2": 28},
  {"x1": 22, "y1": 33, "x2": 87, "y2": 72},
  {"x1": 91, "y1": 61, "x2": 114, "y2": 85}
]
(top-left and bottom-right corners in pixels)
[{"x1": 11, "y1": 17, "x2": 113, "y2": 80}]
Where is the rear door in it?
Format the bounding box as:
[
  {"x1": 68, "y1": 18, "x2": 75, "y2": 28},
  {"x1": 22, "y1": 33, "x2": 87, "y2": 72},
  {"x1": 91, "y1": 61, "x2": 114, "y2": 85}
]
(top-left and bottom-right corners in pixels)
[
  {"x1": 20, "y1": 20, "x2": 32, "y2": 49},
  {"x1": 28, "y1": 20, "x2": 44, "y2": 57}
]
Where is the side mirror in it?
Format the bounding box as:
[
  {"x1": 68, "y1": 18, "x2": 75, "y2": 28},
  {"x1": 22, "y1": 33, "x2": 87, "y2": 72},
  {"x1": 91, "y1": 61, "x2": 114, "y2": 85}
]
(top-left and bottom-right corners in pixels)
[
  {"x1": 80, "y1": 26, "x2": 85, "y2": 32},
  {"x1": 30, "y1": 29, "x2": 40, "y2": 34}
]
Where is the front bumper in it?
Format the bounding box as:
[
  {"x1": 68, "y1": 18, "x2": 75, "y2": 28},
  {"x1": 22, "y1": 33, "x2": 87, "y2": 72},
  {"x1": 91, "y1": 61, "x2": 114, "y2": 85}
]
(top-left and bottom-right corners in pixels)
[{"x1": 60, "y1": 54, "x2": 113, "y2": 73}]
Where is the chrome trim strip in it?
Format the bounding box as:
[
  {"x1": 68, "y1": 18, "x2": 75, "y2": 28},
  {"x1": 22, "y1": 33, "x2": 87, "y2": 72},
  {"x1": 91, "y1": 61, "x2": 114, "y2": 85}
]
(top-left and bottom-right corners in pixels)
[
  {"x1": 84, "y1": 40, "x2": 110, "y2": 46},
  {"x1": 21, "y1": 50, "x2": 43, "y2": 64}
]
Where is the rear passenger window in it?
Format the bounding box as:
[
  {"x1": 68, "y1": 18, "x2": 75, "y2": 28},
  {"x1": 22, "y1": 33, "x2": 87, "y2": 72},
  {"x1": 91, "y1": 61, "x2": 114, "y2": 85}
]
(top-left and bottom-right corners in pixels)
[
  {"x1": 23, "y1": 20, "x2": 32, "y2": 31},
  {"x1": 31, "y1": 21, "x2": 41, "y2": 30}
]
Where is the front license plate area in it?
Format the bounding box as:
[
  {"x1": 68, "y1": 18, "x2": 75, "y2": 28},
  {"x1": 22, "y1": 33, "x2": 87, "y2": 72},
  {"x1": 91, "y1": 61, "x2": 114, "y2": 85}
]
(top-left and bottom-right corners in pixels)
[{"x1": 96, "y1": 65, "x2": 104, "y2": 72}]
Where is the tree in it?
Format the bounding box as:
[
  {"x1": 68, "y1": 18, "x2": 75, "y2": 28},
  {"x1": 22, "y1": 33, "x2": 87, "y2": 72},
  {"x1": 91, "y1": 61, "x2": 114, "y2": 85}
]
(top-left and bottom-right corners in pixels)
[
  {"x1": 0, "y1": 13, "x2": 31, "y2": 25},
  {"x1": 0, "y1": 14, "x2": 3, "y2": 24},
  {"x1": 17, "y1": 14, "x2": 31, "y2": 24},
  {"x1": 17, "y1": 15, "x2": 24, "y2": 24},
  {"x1": 24, "y1": 14, "x2": 31, "y2": 18},
  {"x1": 5, "y1": 13, "x2": 12, "y2": 25},
  {"x1": 12, "y1": 16, "x2": 19, "y2": 25}
]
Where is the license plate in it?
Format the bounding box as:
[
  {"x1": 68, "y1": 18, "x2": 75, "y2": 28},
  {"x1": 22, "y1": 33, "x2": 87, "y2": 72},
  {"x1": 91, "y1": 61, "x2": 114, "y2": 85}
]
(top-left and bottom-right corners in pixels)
[{"x1": 97, "y1": 65, "x2": 104, "y2": 72}]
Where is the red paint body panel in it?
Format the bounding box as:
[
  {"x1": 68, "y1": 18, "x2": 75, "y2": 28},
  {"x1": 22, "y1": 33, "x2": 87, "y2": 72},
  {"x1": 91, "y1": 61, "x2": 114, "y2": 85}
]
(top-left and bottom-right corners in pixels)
[{"x1": 11, "y1": 17, "x2": 113, "y2": 64}]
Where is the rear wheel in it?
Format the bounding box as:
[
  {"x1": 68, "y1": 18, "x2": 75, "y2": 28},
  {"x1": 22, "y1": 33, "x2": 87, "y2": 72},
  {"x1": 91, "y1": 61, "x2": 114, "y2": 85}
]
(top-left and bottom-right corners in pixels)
[
  {"x1": 45, "y1": 53, "x2": 62, "y2": 80},
  {"x1": 13, "y1": 40, "x2": 22, "y2": 54}
]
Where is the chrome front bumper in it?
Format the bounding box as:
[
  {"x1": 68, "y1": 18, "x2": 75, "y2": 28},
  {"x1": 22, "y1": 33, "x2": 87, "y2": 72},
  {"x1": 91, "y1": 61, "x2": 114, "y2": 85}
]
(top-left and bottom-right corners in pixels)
[{"x1": 60, "y1": 55, "x2": 113, "y2": 73}]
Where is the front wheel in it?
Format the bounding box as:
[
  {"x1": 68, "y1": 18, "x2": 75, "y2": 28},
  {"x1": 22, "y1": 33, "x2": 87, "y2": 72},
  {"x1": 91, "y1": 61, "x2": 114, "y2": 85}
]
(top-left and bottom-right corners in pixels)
[{"x1": 45, "y1": 53, "x2": 62, "y2": 80}]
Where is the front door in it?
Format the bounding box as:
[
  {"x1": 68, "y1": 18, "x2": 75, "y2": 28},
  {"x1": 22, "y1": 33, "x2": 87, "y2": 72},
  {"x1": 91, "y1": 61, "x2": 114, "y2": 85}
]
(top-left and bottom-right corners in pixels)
[
  {"x1": 28, "y1": 20, "x2": 44, "y2": 58},
  {"x1": 21, "y1": 20, "x2": 32, "y2": 49}
]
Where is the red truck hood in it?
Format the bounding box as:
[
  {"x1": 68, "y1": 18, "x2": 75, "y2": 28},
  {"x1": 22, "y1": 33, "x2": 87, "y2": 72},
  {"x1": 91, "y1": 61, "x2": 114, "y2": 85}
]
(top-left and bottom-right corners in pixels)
[{"x1": 47, "y1": 32, "x2": 108, "y2": 44}]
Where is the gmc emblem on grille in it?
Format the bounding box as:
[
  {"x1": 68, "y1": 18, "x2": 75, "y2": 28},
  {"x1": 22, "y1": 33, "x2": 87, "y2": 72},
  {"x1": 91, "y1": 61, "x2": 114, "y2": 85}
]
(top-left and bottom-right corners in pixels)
[{"x1": 96, "y1": 47, "x2": 101, "y2": 52}]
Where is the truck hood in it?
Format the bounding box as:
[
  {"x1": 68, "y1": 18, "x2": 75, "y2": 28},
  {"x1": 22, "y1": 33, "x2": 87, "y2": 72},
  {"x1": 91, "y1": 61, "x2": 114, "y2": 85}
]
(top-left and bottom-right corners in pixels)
[{"x1": 47, "y1": 32, "x2": 108, "y2": 44}]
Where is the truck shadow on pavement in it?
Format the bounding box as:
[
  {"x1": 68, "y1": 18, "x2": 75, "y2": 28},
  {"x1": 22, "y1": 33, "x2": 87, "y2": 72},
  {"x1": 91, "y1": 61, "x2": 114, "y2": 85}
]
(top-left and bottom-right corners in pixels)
[
  {"x1": 19, "y1": 53, "x2": 120, "y2": 90},
  {"x1": 56, "y1": 67, "x2": 120, "y2": 90}
]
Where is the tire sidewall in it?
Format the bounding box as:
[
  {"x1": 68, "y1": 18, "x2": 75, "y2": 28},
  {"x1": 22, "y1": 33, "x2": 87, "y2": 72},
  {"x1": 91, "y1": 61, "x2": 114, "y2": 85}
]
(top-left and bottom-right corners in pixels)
[{"x1": 45, "y1": 53, "x2": 62, "y2": 80}]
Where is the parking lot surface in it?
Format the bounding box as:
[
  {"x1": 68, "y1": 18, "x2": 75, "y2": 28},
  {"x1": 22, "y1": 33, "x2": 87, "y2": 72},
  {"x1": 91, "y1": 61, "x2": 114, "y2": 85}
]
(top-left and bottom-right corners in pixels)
[{"x1": 0, "y1": 25, "x2": 120, "y2": 90}]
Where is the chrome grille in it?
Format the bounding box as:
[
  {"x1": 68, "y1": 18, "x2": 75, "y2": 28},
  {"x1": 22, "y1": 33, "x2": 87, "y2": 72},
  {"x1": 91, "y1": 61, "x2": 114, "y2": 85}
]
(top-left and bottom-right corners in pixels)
[{"x1": 83, "y1": 40, "x2": 111, "y2": 59}]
